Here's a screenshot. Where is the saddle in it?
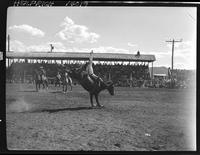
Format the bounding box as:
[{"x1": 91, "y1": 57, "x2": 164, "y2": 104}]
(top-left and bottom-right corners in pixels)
[
  {"x1": 76, "y1": 69, "x2": 102, "y2": 86},
  {"x1": 89, "y1": 74, "x2": 98, "y2": 81},
  {"x1": 89, "y1": 74, "x2": 102, "y2": 87}
]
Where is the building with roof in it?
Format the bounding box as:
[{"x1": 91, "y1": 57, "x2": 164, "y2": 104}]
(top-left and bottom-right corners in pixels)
[{"x1": 6, "y1": 51, "x2": 156, "y2": 81}]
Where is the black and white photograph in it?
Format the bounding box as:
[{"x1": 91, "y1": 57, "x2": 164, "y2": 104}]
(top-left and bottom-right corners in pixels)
[{"x1": 4, "y1": 1, "x2": 197, "y2": 151}]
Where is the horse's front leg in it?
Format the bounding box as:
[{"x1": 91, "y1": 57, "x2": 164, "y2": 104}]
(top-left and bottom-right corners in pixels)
[
  {"x1": 90, "y1": 93, "x2": 95, "y2": 108},
  {"x1": 58, "y1": 80, "x2": 60, "y2": 87},
  {"x1": 42, "y1": 82, "x2": 45, "y2": 89},
  {"x1": 54, "y1": 80, "x2": 57, "y2": 87},
  {"x1": 36, "y1": 82, "x2": 38, "y2": 92},
  {"x1": 65, "y1": 84, "x2": 67, "y2": 93},
  {"x1": 62, "y1": 83, "x2": 65, "y2": 92},
  {"x1": 46, "y1": 80, "x2": 49, "y2": 89},
  {"x1": 70, "y1": 83, "x2": 72, "y2": 91},
  {"x1": 95, "y1": 94, "x2": 103, "y2": 108}
]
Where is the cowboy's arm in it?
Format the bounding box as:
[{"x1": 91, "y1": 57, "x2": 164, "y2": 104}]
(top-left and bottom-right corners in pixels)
[{"x1": 89, "y1": 50, "x2": 93, "y2": 64}]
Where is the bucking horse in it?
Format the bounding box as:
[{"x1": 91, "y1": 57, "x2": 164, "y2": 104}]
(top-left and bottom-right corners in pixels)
[{"x1": 67, "y1": 68, "x2": 114, "y2": 108}]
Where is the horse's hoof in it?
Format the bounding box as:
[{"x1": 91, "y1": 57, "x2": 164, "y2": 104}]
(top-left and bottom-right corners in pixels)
[
  {"x1": 98, "y1": 105, "x2": 104, "y2": 108},
  {"x1": 91, "y1": 106, "x2": 96, "y2": 109}
]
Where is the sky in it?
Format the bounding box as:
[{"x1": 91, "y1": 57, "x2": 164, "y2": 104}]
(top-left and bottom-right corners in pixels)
[{"x1": 7, "y1": 7, "x2": 196, "y2": 69}]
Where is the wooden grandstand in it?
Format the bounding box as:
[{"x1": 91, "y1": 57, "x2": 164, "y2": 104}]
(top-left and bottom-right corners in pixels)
[{"x1": 6, "y1": 51, "x2": 156, "y2": 82}]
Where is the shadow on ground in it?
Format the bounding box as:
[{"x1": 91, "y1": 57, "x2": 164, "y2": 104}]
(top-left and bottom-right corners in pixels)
[
  {"x1": 18, "y1": 90, "x2": 38, "y2": 92},
  {"x1": 32, "y1": 106, "x2": 96, "y2": 113}
]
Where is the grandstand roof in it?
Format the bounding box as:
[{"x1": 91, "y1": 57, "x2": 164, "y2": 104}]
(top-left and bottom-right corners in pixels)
[{"x1": 6, "y1": 51, "x2": 156, "y2": 62}]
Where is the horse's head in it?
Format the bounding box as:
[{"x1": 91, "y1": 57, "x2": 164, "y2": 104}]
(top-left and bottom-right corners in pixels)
[{"x1": 106, "y1": 81, "x2": 114, "y2": 96}]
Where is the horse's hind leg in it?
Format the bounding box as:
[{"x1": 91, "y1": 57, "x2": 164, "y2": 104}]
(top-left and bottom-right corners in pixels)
[
  {"x1": 65, "y1": 84, "x2": 67, "y2": 93},
  {"x1": 36, "y1": 83, "x2": 38, "y2": 92},
  {"x1": 62, "y1": 83, "x2": 64, "y2": 92},
  {"x1": 55, "y1": 79, "x2": 58, "y2": 87},
  {"x1": 95, "y1": 94, "x2": 103, "y2": 108},
  {"x1": 42, "y1": 82, "x2": 45, "y2": 89},
  {"x1": 70, "y1": 83, "x2": 72, "y2": 91},
  {"x1": 90, "y1": 93, "x2": 95, "y2": 108},
  {"x1": 46, "y1": 80, "x2": 49, "y2": 89}
]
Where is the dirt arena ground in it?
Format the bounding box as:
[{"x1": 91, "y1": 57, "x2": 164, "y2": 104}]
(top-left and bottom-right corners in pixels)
[{"x1": 6, "y1": 83, "x2": 196, "y2": 151}]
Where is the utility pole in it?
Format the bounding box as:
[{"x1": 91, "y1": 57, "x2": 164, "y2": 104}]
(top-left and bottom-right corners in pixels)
[
  {"x1": 166, "y1": 38, "x2": 182, "y2": 88},
  {"x1": 7, "y1": 34, "x2": 10, "y2": 67},
  {"x1": 8, "y1": 34, "x2": 10, "y2": 52},
  {"x1": 166, "y1": 39, "x2": 182, "y2": 71}
]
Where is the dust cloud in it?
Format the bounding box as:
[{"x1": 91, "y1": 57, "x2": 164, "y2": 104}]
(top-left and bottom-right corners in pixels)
[{"x1": 7, "y1": 98, "x2": 33, "y2": 113}]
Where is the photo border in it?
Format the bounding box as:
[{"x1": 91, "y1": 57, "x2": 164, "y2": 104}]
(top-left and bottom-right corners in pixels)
[{"x1": 0, "y1": 1, "x2": 199, "y2": 154}]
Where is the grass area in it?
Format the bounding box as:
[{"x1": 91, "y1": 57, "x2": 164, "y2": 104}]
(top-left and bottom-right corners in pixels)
[{"x1": 6, "y1": 83, "x2": 196, "y2": 151}]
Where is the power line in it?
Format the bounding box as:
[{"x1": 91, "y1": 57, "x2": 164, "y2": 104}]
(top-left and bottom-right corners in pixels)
[
  {"x1": 166, "y1": 38, "x2": 182, "y2": 88},
  {"x1": 166, "y1": 39, "x2": 182, "y2": 71}
]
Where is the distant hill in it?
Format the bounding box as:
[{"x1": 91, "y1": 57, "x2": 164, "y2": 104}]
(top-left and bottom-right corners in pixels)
[
  {"x1": 149, "y1": 66, "x2": 168, "y2": 75},
  {"x1": 149, "y1": 66, "x2": 195, "y2": 75}
]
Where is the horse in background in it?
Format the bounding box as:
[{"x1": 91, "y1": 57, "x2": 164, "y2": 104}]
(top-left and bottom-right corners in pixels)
[
  {"x1": 62, "y1": 71, "x2": 73, "y2": 93},
  {"x1": 165, "y1": 78, "x2": 177, "y2": 88},
  {"x1": 54, "y1": 71, "x2": 62, "y2": 87},
  {"x1": 33, "y1": 69, "x2": 49, "y2": 91},
  {"x1": 67, "y1": 68, "x2": 114, "y2": 108}
]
